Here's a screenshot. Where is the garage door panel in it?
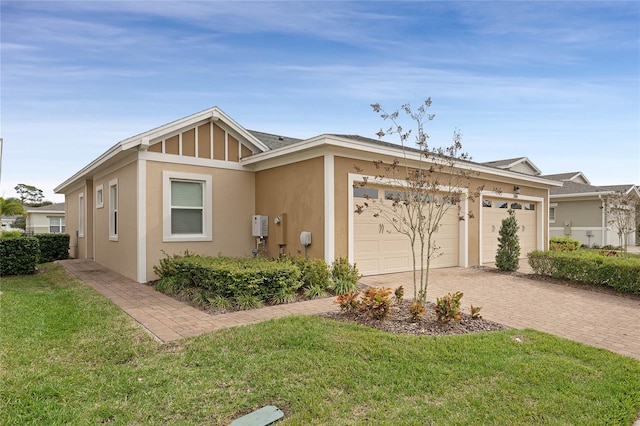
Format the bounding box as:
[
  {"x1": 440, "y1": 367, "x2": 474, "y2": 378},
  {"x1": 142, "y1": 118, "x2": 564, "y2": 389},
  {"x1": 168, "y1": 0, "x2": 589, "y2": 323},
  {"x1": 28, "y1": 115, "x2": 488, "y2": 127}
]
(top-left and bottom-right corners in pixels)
[
  {"x1": 354, "y1": 191, "x2": 460, "y2": 275},
  {"x1": 482, "y1": 199, "x2": 537, "y2": 262}
]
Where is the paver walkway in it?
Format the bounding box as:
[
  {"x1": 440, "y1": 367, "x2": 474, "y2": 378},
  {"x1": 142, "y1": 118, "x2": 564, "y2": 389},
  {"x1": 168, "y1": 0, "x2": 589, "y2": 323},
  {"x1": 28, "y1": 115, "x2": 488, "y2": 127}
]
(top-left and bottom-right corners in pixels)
[{"x1": 58, "y1": 258, "x2": 640, "y2": 360}]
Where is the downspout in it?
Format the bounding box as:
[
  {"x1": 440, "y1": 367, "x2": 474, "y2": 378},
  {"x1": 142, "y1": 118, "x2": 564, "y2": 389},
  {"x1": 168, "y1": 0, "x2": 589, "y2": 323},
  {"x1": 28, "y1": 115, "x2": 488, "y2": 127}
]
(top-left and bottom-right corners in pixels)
[{"x1": 598, "y1": 195, "x2": 606, "y2": 246}]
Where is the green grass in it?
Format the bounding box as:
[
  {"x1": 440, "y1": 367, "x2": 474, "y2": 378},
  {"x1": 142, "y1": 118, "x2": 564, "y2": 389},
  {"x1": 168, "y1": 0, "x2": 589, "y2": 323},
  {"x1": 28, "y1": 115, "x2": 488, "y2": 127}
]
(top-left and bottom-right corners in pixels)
[{"x1": 2, "y1": 264, "x2": 640, "y2": 425}]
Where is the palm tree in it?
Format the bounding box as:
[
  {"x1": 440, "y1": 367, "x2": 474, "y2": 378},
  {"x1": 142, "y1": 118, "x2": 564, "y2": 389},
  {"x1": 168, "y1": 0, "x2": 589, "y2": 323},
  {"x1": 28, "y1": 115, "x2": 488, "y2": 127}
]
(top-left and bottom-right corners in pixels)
[{"x1": 0, "y1": 197, "x2": 26, "y2": 216}]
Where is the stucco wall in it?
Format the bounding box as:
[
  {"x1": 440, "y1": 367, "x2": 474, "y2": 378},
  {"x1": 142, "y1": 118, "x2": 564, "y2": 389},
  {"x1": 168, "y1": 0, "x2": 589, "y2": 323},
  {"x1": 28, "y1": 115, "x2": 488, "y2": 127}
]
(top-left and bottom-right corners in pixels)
[
  {"x1": 27, "y1": 212, "x2": 65, "y2": 234},
  {"x1": 64, "y1": 182, "x2": 93, "y2": 259},
  {"x1": 554, "y1": 199, "x2": 602, "y2": 228},
  {"x1": 255, "y1": 156, "x2": 325, "y2": 260},
  {"x1": 93, "y1": 160, "x2": 138, "y2": 282},
  {"x1": 145, "y1": 161, "x2": 256, "y2": 280}
]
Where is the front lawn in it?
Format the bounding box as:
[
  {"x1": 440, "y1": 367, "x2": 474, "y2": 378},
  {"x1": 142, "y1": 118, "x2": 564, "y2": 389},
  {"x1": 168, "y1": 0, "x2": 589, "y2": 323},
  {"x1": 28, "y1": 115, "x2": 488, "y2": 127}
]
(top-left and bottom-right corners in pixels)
[{"x1": 2, "y1": 264, "x2": 639, "y2": 425}]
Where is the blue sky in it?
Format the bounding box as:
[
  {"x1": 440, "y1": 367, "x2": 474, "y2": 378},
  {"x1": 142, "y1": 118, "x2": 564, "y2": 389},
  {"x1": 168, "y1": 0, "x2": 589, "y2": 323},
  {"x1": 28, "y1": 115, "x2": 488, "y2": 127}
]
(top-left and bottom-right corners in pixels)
[{"x1": 1, "y1": 1, "x2": 638, "y2": 202}]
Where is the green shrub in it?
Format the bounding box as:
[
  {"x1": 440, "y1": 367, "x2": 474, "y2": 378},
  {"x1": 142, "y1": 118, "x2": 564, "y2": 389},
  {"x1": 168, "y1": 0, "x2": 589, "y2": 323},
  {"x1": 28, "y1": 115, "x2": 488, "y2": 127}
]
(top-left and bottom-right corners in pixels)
[
  {"x1": 34, "y1": 234, "x2": 70, "y2": 262},
  {"x1": 154, "y1": 254, "x2": 302, "y2": 303},
  {"x1": 1, "y1": 230, "x2": 23, "y2": 239},
  {"x1": 528, "y1": 250, "x2": 640, "y2": 294},
  {"x1": 495, "y1": 209, "x2": 520, "y2": 271},
  {"x1": 331, "y1": 257, "x2": 360, "y2": 288},
  {"x1": 289, "y1": 257, "x2": 330, "y2": 290},
  {"x1": 359, "y1": 287, "x2": 392, "y2": 320},
  {"x1": 434, "y1": 291, "x2": 463, "y2": 324},
  {"x1": 234, "y1": 294, "x2": 263, "y2": 311},
  {"x1": 332, "y1": 278, "x2": 358, "y2": 295},
  {"x1": 304, "y1": 283, "x2": 328, "y2": 299},
  {"x1": 549, "y1": 236, "x2": 581, "y2": 252},
  {"x1": 0, "y1": 237, "x2": 39, "y2": 275},
  {"x1": 393, "y1": 285, "x2": 404, "y2": 304},
  {"x1": 469, "y1": 305, "x2": 482, "y2": 320}
]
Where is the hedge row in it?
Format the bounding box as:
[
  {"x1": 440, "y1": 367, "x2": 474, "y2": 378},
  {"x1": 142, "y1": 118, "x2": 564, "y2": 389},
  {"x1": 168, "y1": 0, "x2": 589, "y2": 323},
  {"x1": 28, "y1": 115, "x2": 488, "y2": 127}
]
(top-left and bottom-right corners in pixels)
[
  {"x1": 549, "y1": 236, "x2": 581, "y2": 252},
  {"x1": 0, "y1": 233, "x2": 70, "y2": 276},
  {"x1": 154, "y1": 254, "x2": 302, "y2": 300},
  {"x1": 34, "y1": 234, "x2": 70, "y2": 263},
  {"x1": 0, "y1": 237, "x2": 40, "y2": 275},
  {"x1": 528, "y1": 250, "x2": 640, "y2": 294}
]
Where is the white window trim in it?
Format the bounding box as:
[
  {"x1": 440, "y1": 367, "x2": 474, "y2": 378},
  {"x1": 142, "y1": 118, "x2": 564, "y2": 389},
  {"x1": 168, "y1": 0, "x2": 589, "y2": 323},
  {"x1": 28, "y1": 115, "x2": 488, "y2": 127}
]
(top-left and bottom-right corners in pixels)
[
  {"x1": 163, "y1": 171, "x2": 212, "y2": 242},
  {"x1": 549, "y1": 203, "x2": 558, "y2": 224},
  {"x1": 78, "y1": 192, "x2": 85, "y2": 237},
  {"x1": 96, "y1": 184, "x2": 104, "y2": 209},
  {"x1": 109, "y1": 178, "x2": 118, "y2": 241}
]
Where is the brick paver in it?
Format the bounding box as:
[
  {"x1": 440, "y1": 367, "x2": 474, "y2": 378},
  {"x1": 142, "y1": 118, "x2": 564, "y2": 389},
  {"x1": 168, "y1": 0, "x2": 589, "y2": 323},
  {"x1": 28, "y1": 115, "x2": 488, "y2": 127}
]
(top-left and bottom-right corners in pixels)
[{"x1": 58, "y1": 258, "x2": 640, "y2": 360}]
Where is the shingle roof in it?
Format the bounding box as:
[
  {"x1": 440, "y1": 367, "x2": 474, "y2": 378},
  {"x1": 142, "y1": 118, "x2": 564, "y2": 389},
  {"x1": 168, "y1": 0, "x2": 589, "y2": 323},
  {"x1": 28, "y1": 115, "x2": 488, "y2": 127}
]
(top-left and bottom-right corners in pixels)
[
  {"x1": 248, "y1": 130, "x2": 302, "y2": 150},
  {"x1": 27, "y1": 203, "x2": 65, "y2": 212},
  {"x1": 541, "y1": 172, "x2": 583, "y2": 181},
  {"x1": 481, "y1": 157, "x2": 526, "y2": 168},
  {"x1": 597, "y1": 184, "x2": 636, "y2": 193},
  {"x1": 550, "y1": 181, "x2": 608, "y2": 196}
]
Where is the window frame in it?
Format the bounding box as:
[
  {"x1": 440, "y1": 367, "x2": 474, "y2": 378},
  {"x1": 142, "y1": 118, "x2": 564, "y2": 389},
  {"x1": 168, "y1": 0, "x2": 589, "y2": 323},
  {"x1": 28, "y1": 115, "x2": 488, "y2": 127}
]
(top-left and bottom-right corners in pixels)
[
  {"x1": 78, "y1": 192, "x2": 85, "y2": 237},
  {"x1": 162, "y1": 171, "x2": 212, "y2": 242},
  {"x1": 49, "y1": 216, "x2": 65, "y2": 234},
  {"x1": 96, "y1": 184, "x2": 104, "y2": 209},
  {"x1": 109, "y1": 179, "x2": 118, "y2": 241},
  {"x1": 549, "y1": 203, "x2": 557, "y2": 223}
]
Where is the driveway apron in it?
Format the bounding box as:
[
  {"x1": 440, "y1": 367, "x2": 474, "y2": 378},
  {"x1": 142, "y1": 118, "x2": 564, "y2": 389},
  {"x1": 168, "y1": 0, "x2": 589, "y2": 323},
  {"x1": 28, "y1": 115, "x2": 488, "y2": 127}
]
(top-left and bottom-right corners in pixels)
[{"x1": 58, "y1": 258, "x2": 640, "y2": 360}]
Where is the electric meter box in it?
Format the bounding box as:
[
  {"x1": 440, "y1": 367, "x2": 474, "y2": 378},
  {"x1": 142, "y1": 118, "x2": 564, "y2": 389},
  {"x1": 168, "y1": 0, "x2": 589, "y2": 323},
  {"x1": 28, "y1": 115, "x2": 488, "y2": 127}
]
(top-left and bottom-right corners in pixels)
[{"x1": 252, "y1": 215, "x2": 269, "y2": 237}]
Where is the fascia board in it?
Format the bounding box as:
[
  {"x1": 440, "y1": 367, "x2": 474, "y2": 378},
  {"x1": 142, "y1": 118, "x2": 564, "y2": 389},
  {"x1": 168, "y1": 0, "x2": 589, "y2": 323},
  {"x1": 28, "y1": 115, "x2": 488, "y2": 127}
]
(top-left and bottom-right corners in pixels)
[
  {"x1": 243, "y1": 134, "x2": 563, "y2": 187},
  {"x1": 550, "y1": 191, "x2": 613, "y2": 199}
]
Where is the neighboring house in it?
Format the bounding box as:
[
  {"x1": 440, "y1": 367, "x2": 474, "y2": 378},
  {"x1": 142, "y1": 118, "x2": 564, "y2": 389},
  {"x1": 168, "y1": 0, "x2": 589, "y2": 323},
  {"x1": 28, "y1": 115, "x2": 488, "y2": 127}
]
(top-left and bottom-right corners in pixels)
[
  {"x1": 55, "y1": 107, "x2": 558, "y2": 283},
  {"x1": 484, "y1": 158, "x2": 639, "y2": 248},
  {"x1": 1, "y1": 215, "x2": 22, "y2": 232},
  {"x1": 542, "y1": 174, "x2": 639, "y2": 248},
  {"x1": 25, "y1": 203, "x2": 66, "y2": 235}
]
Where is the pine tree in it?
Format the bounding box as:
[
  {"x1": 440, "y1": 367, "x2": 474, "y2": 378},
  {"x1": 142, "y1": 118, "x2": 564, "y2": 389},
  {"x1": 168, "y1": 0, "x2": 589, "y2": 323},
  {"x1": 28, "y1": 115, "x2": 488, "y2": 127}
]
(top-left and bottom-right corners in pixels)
[{"x1": 495, "y1": 209, "x2": 520, "y2": 271}]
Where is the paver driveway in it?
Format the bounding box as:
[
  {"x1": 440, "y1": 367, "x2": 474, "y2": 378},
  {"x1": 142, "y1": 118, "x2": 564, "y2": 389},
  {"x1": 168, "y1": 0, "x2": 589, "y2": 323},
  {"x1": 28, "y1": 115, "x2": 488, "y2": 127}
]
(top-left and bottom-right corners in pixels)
[{"x1": 59, "y1": 258, "x2": 640, "y2": 360}]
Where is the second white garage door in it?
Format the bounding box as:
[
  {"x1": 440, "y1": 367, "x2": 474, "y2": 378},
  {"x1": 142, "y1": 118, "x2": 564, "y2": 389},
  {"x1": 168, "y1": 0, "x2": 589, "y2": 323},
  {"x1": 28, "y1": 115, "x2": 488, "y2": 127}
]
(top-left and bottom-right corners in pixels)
[
  {"x1": 482, "y1": 198, "x2": 537, "y2": 263},
  {"x1": 353, "y1": 187, "x2": 460, "y2": 275}
]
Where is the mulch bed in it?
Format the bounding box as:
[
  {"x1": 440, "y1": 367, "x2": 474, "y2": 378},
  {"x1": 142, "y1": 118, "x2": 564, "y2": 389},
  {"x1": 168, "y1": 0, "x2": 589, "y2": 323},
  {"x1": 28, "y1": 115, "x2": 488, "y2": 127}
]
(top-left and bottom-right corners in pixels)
[{"x1": 319, "y1": 300, "x2": 509, "y2": 336}]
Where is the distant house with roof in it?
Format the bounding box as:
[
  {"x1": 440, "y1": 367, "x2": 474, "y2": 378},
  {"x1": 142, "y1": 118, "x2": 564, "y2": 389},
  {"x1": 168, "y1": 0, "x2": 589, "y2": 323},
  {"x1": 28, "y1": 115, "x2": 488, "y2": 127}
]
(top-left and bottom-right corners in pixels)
[
  {"x1": 484, "y1": 158, "x2": 639, "y2": 248},
  {"x1": 26, "y1": 203, "x2": 66, "y2": 235}
]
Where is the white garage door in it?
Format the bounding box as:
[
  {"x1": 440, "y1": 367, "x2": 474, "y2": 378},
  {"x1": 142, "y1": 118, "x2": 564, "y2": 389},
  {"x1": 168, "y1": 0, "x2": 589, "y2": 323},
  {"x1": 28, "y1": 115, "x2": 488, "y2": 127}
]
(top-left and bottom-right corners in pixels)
[
  {"x1": 482, "y1": 199, "x2": 537, "y2": 263},
  {"x1": 354, "y1": 187, "x2": 460, "y2": 275}
]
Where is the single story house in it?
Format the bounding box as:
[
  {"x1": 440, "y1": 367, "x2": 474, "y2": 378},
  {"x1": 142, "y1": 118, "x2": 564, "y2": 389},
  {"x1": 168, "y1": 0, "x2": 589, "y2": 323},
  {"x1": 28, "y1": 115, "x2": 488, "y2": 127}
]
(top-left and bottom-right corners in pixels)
[
  {"x1": 25, "y1": 203, "x2": 66, "y2": 235},
  {"x1": 55, "y1": 107, "x2": 558, "y2": 283},
  {"x1": 484, "y1": 158, "x2": 639, "y2": 248},
  {"x1": 541, "y1": 173, "x2": 639, "y2": 248}
]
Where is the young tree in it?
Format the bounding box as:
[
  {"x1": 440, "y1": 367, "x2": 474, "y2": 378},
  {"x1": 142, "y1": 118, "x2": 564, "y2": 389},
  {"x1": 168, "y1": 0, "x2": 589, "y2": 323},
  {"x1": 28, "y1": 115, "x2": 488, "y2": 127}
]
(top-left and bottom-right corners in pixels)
[
  {"x1": 604, "y1": 189, "x2": 639, "y2": 252},
  {"x1": 355, "y1": 99, "x2": 481, "y2": 303},
  {"x1": 495, "y1": 209, "x2": 520, "y2": 271},
  {"x1": 14, "y1": 183, "x2": 44, "y2": 206}
]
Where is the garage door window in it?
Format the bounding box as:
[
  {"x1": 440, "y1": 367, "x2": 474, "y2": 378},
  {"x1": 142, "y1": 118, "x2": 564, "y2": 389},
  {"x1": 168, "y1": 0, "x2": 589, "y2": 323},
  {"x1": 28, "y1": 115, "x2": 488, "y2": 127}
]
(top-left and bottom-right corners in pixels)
[
  {"x1": 524, "y1": 203, "x2": 535, "y2": 211},
  {"x1": 496, "y1": 201, "x2": 508, "y2": 209},
  {"x1": 354, "y1": 187, "x2": 378, "y2": 199},
  {"x1": 483, "y1": 199, "x2": 492, "y2": 208},
  {"x1": 511, "y1": 203, "x2": 522, "y2": 209}
]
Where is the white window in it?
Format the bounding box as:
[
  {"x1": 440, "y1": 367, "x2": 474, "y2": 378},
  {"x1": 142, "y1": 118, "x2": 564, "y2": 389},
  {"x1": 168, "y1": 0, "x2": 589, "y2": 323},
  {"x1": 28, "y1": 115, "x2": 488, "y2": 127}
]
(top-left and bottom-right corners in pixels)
[
  {"x1": 163, "y1": 171, "x2": 212, "y2": 242},
  {"x1": 49, "y1": 217, "x2": 65, "y2": 233},
  {"x1": 96, "y1": 184, "x2": 104, "y2": 209},
  {"x1": 78, "y1": 192, "x2": 85, "y2": 237},
  {"x1": 109, "y1": 179, "x2": 118, "y2": 241},
  {"x1": 549, "y1": 206, "x2": 556, "y2": 223}
]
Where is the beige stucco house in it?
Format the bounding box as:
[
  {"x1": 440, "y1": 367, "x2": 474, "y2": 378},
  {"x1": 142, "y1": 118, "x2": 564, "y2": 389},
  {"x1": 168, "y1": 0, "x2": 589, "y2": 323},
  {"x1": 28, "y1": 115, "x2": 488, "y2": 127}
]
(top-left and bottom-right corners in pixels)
[
  {"x1": 25, "y1": 203, "x2": 66, "y2": 235},
  {"x1": 55, "y1": 107, "x2": 558, "y2": 283}
]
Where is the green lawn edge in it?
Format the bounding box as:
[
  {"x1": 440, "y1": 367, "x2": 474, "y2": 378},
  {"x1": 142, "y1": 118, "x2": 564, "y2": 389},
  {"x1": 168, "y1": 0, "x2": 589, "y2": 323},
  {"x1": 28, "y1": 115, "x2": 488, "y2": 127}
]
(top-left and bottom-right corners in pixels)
[{"x1": 2, "y1": 263, "x2": 639, "y2": 425}]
